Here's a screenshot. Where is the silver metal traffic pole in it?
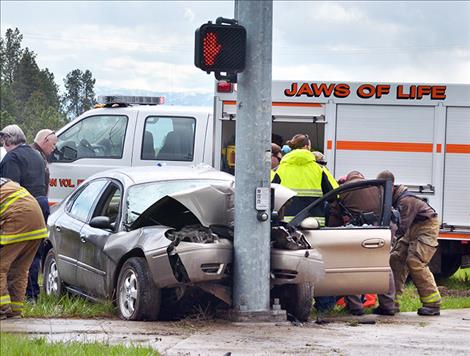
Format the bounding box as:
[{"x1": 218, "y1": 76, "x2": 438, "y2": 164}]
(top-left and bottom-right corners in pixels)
[{"x1": 232, "y1": 0, "x2": 279, "y2": 319}]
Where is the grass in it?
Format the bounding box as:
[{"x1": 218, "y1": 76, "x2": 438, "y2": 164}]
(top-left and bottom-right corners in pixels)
[
  {"x1": 313, "y1": 268, "x2": 470, "y2": 317},
  {"x1": 23, "y1": 293, "x2": 115, "y2": 319},
  {"x1": 0, "y1": 333, "x2": 158, "y2": 356}
]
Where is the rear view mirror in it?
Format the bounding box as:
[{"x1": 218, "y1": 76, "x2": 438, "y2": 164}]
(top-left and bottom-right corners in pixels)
[
  {"x1": 300, "y1": 217, "x2": 320, "y2": 230},
  {"x1": 62, "y1": 145, "x2": 77, "y2": 161}
]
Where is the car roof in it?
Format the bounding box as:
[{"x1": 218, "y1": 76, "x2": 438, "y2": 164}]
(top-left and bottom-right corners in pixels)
[{"x1": 88, "y1": 165, "x2": 234, "y2": 185}]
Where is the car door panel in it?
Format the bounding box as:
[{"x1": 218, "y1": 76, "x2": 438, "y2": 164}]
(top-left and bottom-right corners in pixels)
[
  {"x1": 305, "y1": 228, "x2": 391, "y2": 296},
  {"x1": 53, "y1": 213, "x2": 84, "y2": 285},
  {"x1": 76, "y1": 224, "x2": 111, "y2": 298}
]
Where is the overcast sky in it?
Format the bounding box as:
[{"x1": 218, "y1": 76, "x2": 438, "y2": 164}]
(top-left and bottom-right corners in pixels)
[{"x1": 1, "y1": 1, "x2": 469, "y2": 94}]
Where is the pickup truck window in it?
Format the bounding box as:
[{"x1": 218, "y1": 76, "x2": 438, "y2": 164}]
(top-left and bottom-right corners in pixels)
[
  {"x1": 54, "y1": 115, "x2": 128, "y2": 161},
  {"x1": 142, "y1": 116, "x2": 195, "y2": 161}
]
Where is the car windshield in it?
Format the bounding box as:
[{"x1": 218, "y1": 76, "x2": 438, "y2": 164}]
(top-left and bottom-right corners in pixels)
[{"x1": 126, "y1": 179, "x2": 229, "y2": 225}]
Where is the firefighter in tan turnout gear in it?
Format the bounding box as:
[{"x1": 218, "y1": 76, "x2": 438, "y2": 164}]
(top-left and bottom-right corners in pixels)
[
  {"x1": 0, "y1": 178, "x2": 48, "y2": 319},
  {"x1": 378, "y1": 170, "x2": 441, "y2": 316}
]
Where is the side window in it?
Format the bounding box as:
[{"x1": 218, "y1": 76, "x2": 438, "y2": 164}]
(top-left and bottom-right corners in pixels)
[
  {"x1": 69, "y1": 180, "x2": 107, "y2": 222},
  {"x1": 142, "y1": 116, "x2": 195, "y2": 161},
  {"x1": 55, "y1": 115, "x2": 128, "y2": 161},
  {"x1": 94, "y1": 183, "x2": 122, "y2": 228}
]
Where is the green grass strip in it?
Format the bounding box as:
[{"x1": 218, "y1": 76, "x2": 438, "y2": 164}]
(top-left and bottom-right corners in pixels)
[{"x1": 0, "y1": 333, "x2": 158, "y2": 356}]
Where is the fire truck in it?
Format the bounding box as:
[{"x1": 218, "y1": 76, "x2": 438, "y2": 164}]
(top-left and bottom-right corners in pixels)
[
  {"x1": 213, "y1": 80, "x2": 470, "y2": 278},
  {"x1": 48, "y1": 81, "x2": 470, "y2": 277}
]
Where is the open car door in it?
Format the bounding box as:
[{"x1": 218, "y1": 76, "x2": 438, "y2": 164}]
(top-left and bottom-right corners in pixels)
[{"x1": 289, "y1": 179, "x2": 393, "y2": 297}]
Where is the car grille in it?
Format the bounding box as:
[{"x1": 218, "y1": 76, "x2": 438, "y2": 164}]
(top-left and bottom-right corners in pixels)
[
  {"x1": 201, "y1": 263, "x2": 225, "y2": 274},
  {"x1": 271, "y1": 269, "x2": 298, "y2": 280}
]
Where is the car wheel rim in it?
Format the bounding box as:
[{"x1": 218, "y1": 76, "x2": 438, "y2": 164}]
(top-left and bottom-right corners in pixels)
[
  {"x1": 46, "y1": 259, "x2": 59, "y2": 295},
  {"x1": 119, "y1": 269, "x2": 138, "y2": 319}
]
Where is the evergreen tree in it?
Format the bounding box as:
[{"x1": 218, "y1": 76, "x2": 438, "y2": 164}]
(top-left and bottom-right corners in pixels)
[
  {"x1": 0, "y1": 28, "x2": 23, "y2": 84},
  {"x1": 0, "y1": 28, "x2": 66, "y2": 141},
  {"x1": 63, "y1": 69, "x2": 97, "y2": 119}
]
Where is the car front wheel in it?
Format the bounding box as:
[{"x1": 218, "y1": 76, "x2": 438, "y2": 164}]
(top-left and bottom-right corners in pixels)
[
  {"x1": 280, "y1": 282, "x2": 314, "y2": 322},
  {"x1": 43, "y1": 249, "x2": 64, "y2": 297},
  {"x1": 116, "y1": 257, "x2": 161, "y2": 321}
]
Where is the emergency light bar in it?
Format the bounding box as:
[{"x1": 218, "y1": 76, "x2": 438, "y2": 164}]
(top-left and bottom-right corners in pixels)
[{"x1": 97, "y1": 95, "x2": 165, "y2": 106}]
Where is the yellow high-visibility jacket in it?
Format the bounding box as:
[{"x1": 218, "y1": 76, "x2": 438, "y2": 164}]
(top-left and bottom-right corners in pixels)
[
  {"x1": 0, "y1": 179, "x2": 47, "y2": 245},
  {"x1": 273, "y1": 149, "x2": 338, "y2": 222}
]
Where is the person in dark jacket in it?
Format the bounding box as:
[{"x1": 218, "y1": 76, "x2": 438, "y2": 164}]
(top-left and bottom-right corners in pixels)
[
  {"x1": 0, "y1": 125, "x2": 47, "y2": 198},
  {"x1": 378, "y1": 170, "x2": 441, "y2": 316}
]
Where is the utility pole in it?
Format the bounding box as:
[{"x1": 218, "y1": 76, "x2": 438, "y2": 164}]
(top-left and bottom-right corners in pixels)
[{"x1": 232, "y1": 0, "x2": 283, "y2": 320}]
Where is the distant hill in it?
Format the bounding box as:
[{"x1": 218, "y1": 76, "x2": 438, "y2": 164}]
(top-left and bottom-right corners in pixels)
[{"x1": 95, "y1": 87, "x2": 212, "y2": 107}]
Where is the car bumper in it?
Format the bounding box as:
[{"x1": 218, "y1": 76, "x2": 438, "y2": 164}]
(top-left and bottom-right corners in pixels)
[{"x1": 271, "y1": 248, "x2": 325, "y2": 285}]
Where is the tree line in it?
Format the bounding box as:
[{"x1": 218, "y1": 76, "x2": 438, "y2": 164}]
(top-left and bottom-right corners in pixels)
[{"x1": 0, "y1": 28, "x2": 97, "y2": 141}]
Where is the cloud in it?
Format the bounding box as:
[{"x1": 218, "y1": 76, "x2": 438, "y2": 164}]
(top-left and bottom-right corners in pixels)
[{"x1": 184, "y1": 7, "x2": 195, "y2": 22}]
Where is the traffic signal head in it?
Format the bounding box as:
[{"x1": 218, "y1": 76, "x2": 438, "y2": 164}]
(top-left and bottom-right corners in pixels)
[{"x1": 195, "y1": 21, "x2": 246, "y2": 74}]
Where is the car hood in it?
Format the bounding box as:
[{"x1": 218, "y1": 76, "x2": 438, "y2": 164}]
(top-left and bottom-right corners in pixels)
[{"x1": 130, "y1": 182, "x2": 296, "y2": 230}]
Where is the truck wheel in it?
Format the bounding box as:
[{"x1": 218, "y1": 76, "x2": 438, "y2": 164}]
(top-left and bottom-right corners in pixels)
[
  {"x1": 435, "y1": 254, "x2": 462, "y2": 281},
  {"x1": 281, "y1": 282, "x2": 314, "y2": 322},
  {"x1": 43, "y1": 249, "x2": 64, "y2": 297},
  {"x1": 116, "y1": 257, "x2": 161, "y2": 321}
]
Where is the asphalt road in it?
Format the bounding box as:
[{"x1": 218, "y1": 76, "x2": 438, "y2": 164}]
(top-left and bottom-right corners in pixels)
[{"x1": 1, "y1": 309, "x2": 470, "y2": 355}]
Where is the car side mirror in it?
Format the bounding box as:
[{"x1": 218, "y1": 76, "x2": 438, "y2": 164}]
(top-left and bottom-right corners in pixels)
[
  {"x1": 90, "y1": 216, "x2": 112, "y2": 230},
  {"x1": 300, "y1": 217, "x2": 320, "y2": 230}
]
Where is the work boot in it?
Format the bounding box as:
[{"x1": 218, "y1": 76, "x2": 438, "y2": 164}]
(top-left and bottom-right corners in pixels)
[
  {"x1": 349, "y1": 309, "x2": 365, "y2": 316},
  {"x1": 417, "y1": 307, "x2": 440, "y2": 316},
  {"x1": 372, "y1": 307, "x2": 396, "y2": 316}
]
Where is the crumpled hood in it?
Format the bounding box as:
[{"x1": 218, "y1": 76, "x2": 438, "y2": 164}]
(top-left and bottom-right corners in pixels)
[
  {"x1": 279, "y1": 149, "x2": 316, "y2": 167},
  {"x1": 130, "y1": 181, "x2": 296, "y2": 230}
]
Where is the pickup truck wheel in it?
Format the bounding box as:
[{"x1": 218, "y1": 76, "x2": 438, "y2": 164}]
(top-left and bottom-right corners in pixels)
[
  {"x1": 116, "y1": 257, "x2": 161, "y2": 321},
  {"x1": 43, "y1": 249, "x2": 64, "y2": 297},
  {"x1": 281, "y1": 282, "x2": 314, "y2": 322}
]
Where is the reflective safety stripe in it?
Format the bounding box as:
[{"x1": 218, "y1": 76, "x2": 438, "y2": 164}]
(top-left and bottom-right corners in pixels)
[
  {"x1": 0, "y1": 187, "x2": 30, "y2": 215},
  {"x1": 293, "y1": 189, "x2": 323, "y2": 197},
  {"x1": 10, "y1": 301, "x2": 24, "y2": 311},
  {"x1": 0, "y1": 295, "x2": 11, "y2": 305},
  {"x1": 420, "y1": 291, "x2": 441, "y2": 304},
  {"x1": 0, "y1": 227, "x2": 48, "y2": 245}
]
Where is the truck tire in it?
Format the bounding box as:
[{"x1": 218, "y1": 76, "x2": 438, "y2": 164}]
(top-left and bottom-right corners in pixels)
[
  {"x1": 436, "y1": 254, "x2": 461, "y2": 280},
  {"x1": 280, "y1": 282, "x2": 314, "y2": 322},
  {"x1": 116, "y1": 257, "x2": 161, "y2": 321}
]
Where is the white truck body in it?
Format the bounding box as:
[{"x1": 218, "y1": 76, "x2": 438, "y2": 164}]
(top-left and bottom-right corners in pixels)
[{"x1": 49, "y1": 80, "x2": 470, "y2": 276}]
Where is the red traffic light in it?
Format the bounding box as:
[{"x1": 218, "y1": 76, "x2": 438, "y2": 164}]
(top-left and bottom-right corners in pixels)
[{"x1": 195, "y1": 21, "x2": 246, "y2": 74}]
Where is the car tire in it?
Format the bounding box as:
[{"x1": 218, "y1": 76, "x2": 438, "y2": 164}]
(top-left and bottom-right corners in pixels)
[
  {"x1": 43, "y1": 249, "x2": 64, "y2": 297},
  {"x1": 116, "y1": 257, "x2": 161, "y2": 321},
  {"x1": 281, "y1": 282, "x2": 314, "y2": 322}
]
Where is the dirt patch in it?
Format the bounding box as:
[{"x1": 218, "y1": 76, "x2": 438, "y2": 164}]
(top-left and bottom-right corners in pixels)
[{"x1": 438, "y1": 286, "x2": 470, "y2": 298}]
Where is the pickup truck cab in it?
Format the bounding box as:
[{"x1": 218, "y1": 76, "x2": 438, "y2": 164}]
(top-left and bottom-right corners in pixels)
[{"x1": 49, "y1": 96, "x2": 213, "y2": 204}]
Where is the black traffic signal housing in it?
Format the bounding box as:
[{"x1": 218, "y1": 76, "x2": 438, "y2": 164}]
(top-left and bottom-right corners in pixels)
[{"x1": 195, "y1": 18, "x2": 246, "y2": 82}]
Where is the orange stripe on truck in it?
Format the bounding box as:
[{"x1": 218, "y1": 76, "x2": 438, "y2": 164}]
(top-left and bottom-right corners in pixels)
[
  {"x1": 446, "y1": 144, "x2": 470, "y2": 154},
  {"x1": 439, "y1": 233, "x2": 470, "y2": 240},
  {"x1": 223, "y1": 101, "x2": 323, "y2": 107},
  {"x1": 336, "y1": 141, "x2": 433, "y2": 153}
]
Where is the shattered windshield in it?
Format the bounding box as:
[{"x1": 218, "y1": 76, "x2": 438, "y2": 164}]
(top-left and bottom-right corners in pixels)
[{"x1": 126, "y1": 179, "x2": 229, "y2": 225}]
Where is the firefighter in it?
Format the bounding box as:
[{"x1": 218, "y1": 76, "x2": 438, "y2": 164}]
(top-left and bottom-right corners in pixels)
[
  {"x1": 270, "y1": 143, "x2": 283, "y2": 181},
  {"x1": 0, "y1": 178, "x2": 48, "y2": 319},
  {"x1": 378, "y1": 170, "x2": 441, "y2": 316},
  {"x1": 272, "y1": 134, "x2": 338, "y2": 223}
]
